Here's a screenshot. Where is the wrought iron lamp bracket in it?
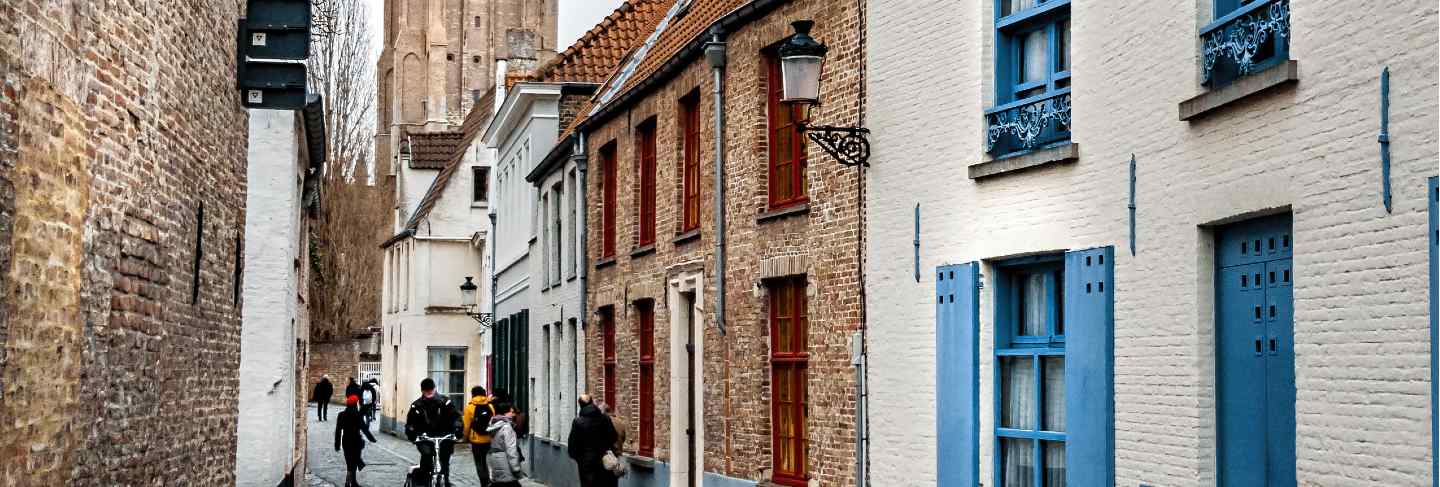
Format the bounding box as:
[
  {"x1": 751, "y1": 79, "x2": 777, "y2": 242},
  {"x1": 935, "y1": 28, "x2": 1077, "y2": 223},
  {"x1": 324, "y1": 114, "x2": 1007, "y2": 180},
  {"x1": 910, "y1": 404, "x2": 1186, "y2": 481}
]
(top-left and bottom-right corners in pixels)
[
  {"x1": 466, "y1": 310, "x2": 494, "y2": 329},
  {"x1": 798, "y1": 122, "x2": 871, "y2": 168}
]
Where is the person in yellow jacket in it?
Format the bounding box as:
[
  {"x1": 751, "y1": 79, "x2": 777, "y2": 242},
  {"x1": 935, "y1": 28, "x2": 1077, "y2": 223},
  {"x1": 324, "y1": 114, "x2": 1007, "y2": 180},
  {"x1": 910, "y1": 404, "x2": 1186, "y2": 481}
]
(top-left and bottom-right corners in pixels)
[{"x1": 463, "y1": 386, "x2": 497, "y2": 487}]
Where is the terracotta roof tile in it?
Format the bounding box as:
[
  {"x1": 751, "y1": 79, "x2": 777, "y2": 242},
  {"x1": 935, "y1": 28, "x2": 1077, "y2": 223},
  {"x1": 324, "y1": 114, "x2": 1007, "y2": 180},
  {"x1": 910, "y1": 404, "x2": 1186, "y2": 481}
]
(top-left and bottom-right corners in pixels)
[
  {"x1": 531, "y1": 0, "x2": 674, "y2": 84},
  {"x1": 407, "y1": 132, "x2": 464, "y2": 169}
]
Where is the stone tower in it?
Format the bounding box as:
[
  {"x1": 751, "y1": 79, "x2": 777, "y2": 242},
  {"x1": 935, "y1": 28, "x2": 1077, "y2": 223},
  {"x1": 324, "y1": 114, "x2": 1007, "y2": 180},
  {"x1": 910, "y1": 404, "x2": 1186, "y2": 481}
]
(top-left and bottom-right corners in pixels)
[{"x1": 375, "y1": 0, "x2": 558, "y2": 173}]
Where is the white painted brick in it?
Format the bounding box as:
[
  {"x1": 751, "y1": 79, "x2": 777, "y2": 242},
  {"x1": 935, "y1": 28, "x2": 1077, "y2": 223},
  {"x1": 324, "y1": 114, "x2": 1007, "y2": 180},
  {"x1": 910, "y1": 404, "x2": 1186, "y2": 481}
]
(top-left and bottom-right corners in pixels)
[{"x1": 864, "y1": 0, "x2": 1438, "y2": 485}]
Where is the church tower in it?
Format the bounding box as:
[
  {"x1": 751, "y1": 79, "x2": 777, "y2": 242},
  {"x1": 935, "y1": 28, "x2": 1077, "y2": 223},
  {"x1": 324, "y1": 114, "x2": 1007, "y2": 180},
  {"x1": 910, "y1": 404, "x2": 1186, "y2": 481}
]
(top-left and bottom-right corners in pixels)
[{"x1": 375, "y1": 0, "x2": 558, "y2": 187}]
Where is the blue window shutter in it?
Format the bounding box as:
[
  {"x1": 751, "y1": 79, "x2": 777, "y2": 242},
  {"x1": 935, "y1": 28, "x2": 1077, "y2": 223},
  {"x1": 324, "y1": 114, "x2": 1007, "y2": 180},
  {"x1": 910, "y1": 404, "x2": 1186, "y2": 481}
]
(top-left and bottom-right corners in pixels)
[
  {"x1": 936, "y1": 262, "x2": 979, "y2": 486},
  {"x1": 1063, "y1": 247, "x2": 1115, "y2": 485},
  {"x1": 1429, "y1": 176, "x2": 1437, "y2": 481}
]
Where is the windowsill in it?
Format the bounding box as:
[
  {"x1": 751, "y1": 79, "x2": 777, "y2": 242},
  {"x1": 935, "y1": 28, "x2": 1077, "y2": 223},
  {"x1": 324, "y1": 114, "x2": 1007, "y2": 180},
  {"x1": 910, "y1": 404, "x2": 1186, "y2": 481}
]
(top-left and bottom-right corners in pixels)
[
  {"x1": 566, "y1": 274, "x2": 578, "y2": 282},
  {"x1": 757, "y1": 203, "x2": 810, "y2": 224},
  {"x1": 630, "y1": 244, "x2": 656, "y2": 259},
  {"x1": 627, "y1": 455, "x2": 658, "y2": 469},
  {"x1": 672, "y1": 228, "x2": 701, "y2": 245},
  {"x1": 970, "y1": 143, "x2": 1079, "y2": 179},
  {"x1": 594, "y1": 256, "x2": 617, "y2": 269},
  {"x1": 470, "y1": 201, "x2": 488, "y2": 208},
  {"x1": 1179, "y1": 60, "x2": 1298, "y2": 121}
]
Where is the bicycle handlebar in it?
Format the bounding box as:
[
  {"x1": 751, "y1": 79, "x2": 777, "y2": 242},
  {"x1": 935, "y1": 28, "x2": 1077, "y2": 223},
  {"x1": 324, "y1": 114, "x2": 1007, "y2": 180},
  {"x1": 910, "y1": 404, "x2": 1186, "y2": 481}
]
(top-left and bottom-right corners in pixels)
[{"x1": 415, "y1": 434, "x2": 458, "y2": 443}]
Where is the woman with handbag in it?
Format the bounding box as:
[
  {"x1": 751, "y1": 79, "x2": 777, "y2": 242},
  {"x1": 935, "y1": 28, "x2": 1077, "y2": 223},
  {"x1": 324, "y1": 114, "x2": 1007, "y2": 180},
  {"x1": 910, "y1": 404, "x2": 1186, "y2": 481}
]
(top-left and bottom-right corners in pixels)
[{"x1": 568, "y1": 394, "x2": 619, "y2": 487}]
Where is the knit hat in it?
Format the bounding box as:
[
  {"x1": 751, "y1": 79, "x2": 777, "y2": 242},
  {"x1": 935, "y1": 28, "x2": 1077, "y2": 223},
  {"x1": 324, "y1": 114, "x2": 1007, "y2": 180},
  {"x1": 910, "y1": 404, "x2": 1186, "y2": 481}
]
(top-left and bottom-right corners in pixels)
[{"x1": 346, "y1": 395, "x2": 359, "y2": 406}]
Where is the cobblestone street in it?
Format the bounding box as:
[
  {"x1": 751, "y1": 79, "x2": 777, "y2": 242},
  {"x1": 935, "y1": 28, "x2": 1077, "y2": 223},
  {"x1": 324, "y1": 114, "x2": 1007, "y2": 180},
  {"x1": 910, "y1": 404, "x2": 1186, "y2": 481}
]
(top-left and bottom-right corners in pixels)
[{"x1": 304, "y1": 405, "x2": 546, "y2": 487}]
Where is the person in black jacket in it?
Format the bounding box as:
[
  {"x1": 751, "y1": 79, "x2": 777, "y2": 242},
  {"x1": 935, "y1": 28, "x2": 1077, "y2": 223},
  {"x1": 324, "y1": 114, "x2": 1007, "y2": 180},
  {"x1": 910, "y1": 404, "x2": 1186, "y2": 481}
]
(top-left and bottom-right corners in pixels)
[
  {"x1": 568, "y1": 394, "x2": 618, "y2": 487},
  {"x1": 335, "y1": 394, "x2": 377, "y2": 487},
  {"x1": 345, "y1": 377, "x2": 362, "y2": 399},
  {"x1": 313, "y1": 375, "x2": 334, "y2": 421},
  {"x1": 406, "y1": 378, "x2": 461, "y2": 486}
]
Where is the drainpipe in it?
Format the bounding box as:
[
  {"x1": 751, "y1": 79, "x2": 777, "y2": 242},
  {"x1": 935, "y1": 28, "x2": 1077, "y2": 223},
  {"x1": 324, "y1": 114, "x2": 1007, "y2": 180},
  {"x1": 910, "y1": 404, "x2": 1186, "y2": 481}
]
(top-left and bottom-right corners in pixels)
[
  {"x1": 573, "y1": 133, "x2": 589, "y2": 394},
  {"x1": 703, "y1": 28, "x2": 730, "y2": 476}
]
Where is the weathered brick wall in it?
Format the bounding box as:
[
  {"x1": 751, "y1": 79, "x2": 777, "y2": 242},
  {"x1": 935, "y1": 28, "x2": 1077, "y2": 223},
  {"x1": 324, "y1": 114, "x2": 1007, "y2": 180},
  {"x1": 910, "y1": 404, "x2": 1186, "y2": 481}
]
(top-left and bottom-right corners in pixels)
[
  {"x1": 865, "y1": 0, "x2": 1438, "y2": 485},
  {"x1": 0, "y1": 1, "x2": 248, "y2": 485},
  {"x1": 583, "y1": 1, "x2": 865, "y2": 485},
  {"x1": 308, "y1": 339, "x2": 361, "y2": 404}
]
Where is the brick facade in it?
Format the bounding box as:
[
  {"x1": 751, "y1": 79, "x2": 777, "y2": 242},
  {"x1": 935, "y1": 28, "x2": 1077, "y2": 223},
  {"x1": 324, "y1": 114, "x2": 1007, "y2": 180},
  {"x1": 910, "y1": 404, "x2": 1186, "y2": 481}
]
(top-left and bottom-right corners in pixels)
[
  {"x1": 0, "y1": 1, "x2": 249, "y2": 485},
  {"x1": 309, "y1": 339, "x2": 362, "y2": 404},
  {"x1": 581, "y1": 1, "x2": 866, "y2": 485},
  {"x1": 865, "y1": 0, "x2": 1438, "y2": 485}
]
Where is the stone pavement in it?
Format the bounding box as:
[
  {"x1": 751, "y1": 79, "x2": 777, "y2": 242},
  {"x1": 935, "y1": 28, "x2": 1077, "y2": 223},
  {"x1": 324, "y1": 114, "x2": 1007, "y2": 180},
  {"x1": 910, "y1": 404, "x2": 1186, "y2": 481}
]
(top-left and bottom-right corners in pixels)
[{"x1": 304, "y1": 404, "x2": 546, "y2": 487}]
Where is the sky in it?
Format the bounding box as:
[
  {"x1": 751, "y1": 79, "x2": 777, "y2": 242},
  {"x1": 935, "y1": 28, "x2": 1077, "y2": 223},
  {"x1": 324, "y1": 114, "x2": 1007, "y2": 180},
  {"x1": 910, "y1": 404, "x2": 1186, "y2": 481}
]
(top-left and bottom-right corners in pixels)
[{"x1": 363, "y1": 0, "x2": 629, "y2": 53}]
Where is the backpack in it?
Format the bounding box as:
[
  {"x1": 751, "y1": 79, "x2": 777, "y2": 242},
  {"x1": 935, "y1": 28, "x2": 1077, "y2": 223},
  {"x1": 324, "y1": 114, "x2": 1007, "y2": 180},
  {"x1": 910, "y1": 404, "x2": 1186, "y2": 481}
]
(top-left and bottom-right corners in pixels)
[{"x1": 470, "y1": 403, "x2": 495, "y2": 438}]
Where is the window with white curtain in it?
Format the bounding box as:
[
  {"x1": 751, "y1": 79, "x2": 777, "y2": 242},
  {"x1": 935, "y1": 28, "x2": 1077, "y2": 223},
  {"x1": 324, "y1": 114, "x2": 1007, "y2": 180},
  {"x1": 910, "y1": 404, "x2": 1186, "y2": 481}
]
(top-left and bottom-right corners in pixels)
[
  {"x1": 995, "y1": 258, "x2": 1065, "y2": 487},
  {"x1": 427, "y1": 347, "x2": 467, "y2": 408}
]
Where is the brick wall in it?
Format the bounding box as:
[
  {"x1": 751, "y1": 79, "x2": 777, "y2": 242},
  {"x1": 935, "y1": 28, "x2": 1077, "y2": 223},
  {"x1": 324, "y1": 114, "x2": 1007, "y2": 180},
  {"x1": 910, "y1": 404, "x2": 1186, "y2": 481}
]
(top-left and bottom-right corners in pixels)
[
  {"x1": 583, "y1": 1, "x2": 865, "y2": 485},
  {"x1": 0, "y1": 1, "x2": 249, "y2": 484},
  {"x1": 309, "y1": 339, "x2": 361, "y2": 404},
  {"x1": 865, "y1": 0, "x2": 1438, "y2": 485}
]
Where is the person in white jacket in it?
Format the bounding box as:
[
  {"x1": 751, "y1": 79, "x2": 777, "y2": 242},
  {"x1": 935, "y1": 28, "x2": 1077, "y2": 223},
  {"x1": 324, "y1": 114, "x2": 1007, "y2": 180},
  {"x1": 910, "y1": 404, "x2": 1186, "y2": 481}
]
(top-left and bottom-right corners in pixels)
[{"x1": 485, "y1": 402, "x2": 524, "y2": 486}]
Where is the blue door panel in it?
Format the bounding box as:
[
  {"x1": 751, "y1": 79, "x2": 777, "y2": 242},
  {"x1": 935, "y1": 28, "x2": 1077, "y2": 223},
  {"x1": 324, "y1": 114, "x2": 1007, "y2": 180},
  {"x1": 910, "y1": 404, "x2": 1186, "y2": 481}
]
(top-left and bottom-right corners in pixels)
[
  {"x1": 1063, "y1": 247, "x2": 1115, "y2": 486},
  {"x1": 1265, "y1": 259, "x2": 1296, "y2": 486},
  {"x1": 937, "y1": 263, "x2": 979, "y2": 486},
  {"x1": 1217, "y1": 214, "x2": 1295, "y2": 487},
  {"x1": 1217, "y1": 263, "x2": 1268, "y2": 487}
]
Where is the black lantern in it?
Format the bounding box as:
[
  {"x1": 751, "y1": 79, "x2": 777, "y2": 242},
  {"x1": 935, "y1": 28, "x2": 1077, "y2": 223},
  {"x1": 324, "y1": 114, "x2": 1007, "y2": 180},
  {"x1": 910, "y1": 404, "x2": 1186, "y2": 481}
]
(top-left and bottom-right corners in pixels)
[
  {"x1": 459, "y1": 276, "x2": 492, "y2": 329},
  {"x1": 776, "y1": 20, "x2": 870, "y2": 168}
]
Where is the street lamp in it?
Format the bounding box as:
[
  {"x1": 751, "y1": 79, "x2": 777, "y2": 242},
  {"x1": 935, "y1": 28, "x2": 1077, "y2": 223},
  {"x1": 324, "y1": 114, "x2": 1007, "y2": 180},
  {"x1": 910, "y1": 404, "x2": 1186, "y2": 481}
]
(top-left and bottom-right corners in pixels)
[
  {"x1": 459, "y1": 276, "x2": 492, "y2": 329},
  {"x1": 777, "y1": 20, "x2": 870, "y2": 168}
]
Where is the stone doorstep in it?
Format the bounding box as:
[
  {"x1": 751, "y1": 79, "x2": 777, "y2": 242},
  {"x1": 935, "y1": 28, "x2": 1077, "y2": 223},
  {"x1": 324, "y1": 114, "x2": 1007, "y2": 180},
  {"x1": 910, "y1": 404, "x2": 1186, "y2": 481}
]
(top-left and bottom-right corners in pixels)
[
  {"x1": 1179, "y1": 60, "x2": 1300, "y2": 121},
  {"x1": 968, "y1": 143, "x2": 1080, "y2": 180}
]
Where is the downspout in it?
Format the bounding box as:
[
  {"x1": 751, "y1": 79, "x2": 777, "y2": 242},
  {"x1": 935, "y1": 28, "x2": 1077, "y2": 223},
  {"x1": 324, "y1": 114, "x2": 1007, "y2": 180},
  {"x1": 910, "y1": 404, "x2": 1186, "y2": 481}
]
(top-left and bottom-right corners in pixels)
[
  {"x1": 703, "y1": 29, "x2": 730, "y2": 476},
  {"x1": 573, "y1": 133, "x2": 589, "y2": 393}
]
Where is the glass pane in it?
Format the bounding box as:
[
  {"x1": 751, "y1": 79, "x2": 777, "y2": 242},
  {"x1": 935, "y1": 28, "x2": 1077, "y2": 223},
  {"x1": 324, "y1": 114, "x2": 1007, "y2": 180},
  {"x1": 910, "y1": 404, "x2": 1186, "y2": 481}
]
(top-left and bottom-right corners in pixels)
[
  {"x1": 1001, "y1": 437, "x2": 1036, "y2": 487},
  {"x1": 1043, "y1": 441, "x2": 1066, "y2": 487},
  {"x1": 428, "y1": 349, "x2": 446, "y2": 370},
  {"x1": 1020, "y1": 273, "x2": 1047, "y2": 336},
  {"x1": 1054, "y1": 270, "x2": 1065, "y2": 335},
  {"x1": 1043, "y1": 356, "x2": 1066, "y2": 432},
  {"x1": 1021, "y1": 29, "x2": 1048, "y2": 85},
  {"x1": 1057, "y1": 20, "x2": 1071, "y2": 72},
  {"x1": 448, "y1": 372, "x2": 465, "y2": 396},
  {"x1": 1002, "y1": 0, "x2": 1037, "y2": 17},
  {"x1": 449, "y1": 351, "x2": 465, "y2": 370},
  {"x1": 1001, "y1": 356, "x2": 1036, "y2": 430}
]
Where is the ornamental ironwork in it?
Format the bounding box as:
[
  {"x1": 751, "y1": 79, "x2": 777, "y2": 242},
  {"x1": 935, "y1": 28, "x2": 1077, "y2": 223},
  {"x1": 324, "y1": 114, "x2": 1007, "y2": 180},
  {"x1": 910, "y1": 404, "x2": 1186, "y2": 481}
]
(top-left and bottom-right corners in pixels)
[
  {"x1": 1201, "y1": 0, "x2": 1290, "y2": 84},
  {"x1": 805, "y1": 126, "x2": 871, "y2": 168},
  {"x1": 986, "y1": 92, "x2": 1072, "y2": 153}
]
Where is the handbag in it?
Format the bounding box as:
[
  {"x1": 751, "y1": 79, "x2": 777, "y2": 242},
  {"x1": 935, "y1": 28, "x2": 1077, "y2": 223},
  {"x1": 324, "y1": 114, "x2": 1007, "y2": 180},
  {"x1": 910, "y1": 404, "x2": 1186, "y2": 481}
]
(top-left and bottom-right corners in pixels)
[{"x1": 602, "y1": 450, "x2": 629, "y2": 477}]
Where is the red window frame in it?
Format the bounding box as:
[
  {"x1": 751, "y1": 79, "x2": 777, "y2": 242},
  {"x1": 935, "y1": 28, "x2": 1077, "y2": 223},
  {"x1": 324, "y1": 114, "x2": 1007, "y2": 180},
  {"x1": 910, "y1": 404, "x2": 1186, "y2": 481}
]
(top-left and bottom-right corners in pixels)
[
  {"x1": 601, "y1": 307, "x2": 617, "y2": 410},
  {"x1": 769, "y1": 277, "x2": 809, "y2": 486},
  {"x1": 636, "y1": 120, "x2": 658, "y2": 247},
  {"x1": 680, "y1": 92, "x2": 701, "y2": 232},
  {"x1": 765, "y1": 53, "x2": 808, "y2": 210},
  {"x1": 636, "y1": 299, "x2": 656, "y2": 457},
  {"x1": 601, "y1": 143, "x2": 618, "y2": 258}
]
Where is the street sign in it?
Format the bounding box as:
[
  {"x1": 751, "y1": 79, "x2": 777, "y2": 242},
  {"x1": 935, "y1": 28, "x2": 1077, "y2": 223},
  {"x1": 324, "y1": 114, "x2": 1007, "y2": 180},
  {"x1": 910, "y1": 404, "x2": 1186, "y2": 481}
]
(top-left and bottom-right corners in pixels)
[
  {"x1": 244, "y1": 0, "x2": 311, "y2": 60},
  {"x1": 236, "y1": 0, "x2": 311, "y2": 109}
]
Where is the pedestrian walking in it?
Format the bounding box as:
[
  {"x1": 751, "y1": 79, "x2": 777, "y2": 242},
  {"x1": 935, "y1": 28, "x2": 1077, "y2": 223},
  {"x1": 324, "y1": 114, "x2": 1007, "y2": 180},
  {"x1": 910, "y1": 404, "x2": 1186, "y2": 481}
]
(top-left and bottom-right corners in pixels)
[
  {"x1": 485, "y1": 402, "x2": 524, "y2": 487},
  {"x1": 462, "y1": 386, "x2": 497, "y2": 487},
  {"x1": 567, "y1": 394, "x2": 619, "y2": 487},
  {"x1": 600, "y1": 402, "x2": 626, "y2": 455},
  {"x1": 360, "y1": 379, "x2": 379, "y2": 425},
  {"x1": 313, "y1": 375, "x2": 334, "y2": 421},
  {"x1": 334, "y1": 394, "x2": 378, "y2": 487},
  {"x1": 406, "y1": 378, "x2": 460, "y2": 486},
  {"x1": 345, "y1": 377, "x2": 362, "y2": 399}
]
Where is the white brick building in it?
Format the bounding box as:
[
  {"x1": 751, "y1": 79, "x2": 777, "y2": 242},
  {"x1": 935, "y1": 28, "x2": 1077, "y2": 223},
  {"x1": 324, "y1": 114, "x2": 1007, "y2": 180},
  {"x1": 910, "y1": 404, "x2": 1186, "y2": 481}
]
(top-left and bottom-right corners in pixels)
[{"x1": 864, "y1": 0, "x2": 1438, "y2": 485}]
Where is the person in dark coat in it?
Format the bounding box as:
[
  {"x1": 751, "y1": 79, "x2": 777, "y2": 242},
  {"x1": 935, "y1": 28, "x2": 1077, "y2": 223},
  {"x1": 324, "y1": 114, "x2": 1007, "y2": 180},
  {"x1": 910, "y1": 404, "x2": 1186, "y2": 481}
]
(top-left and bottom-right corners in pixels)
[
  {"x1": 406, "y1": 378, "x2": 461, "y2": 486},
  {"x1": 568, "y1": 394, "x2": 618, "y2": 487},
  {"x1": 345, "y1": 377, "x2": 362, "y2": 399},
  {"x1": 334, "y1": 394, "x2": 377, "y2": 487},
  {"x1": 313, "y1": 375, "x2": 335, "y2": 421}
]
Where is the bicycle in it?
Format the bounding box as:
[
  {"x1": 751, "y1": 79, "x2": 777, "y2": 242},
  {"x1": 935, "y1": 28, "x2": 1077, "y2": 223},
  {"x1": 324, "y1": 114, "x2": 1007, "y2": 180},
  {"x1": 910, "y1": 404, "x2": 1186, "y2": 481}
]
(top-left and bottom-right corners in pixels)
[{"x1": 403, "y1": 433, "x2": 458, "y2": 487}]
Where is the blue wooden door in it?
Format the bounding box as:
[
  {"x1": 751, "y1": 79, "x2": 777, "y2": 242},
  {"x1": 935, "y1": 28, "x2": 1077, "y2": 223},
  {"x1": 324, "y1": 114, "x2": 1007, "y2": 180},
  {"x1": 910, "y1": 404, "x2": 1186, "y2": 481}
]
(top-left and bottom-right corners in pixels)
[{"x1": 1217, "y1": 214, "x2": 1295, "y2": 487}]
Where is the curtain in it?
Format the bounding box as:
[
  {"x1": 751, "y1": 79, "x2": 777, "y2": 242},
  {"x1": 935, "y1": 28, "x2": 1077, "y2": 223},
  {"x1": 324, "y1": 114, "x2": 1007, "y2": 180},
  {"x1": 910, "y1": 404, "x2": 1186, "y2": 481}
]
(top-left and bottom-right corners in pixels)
[
  {"x1": 1002, "y1": 357, "x2": 1036, "y2": 429},
  {"x1": 1043, "y1": 357, "x2": 1066, "y2": 432},
  {"x1": 1002, "y1": 438, "x2": 1035, "y2": 487},
  {"x1": 1044, "y1": 441, "x2": 1066, "y2": 486},
  {"x1": 1003, "y1": 0, "x2": 1038, "y2": 16},
  {"x1": 1022, "y1": 273, "x2": 1047, "y2": 335},
  {"x1": 1022, "y1": 29, "x2": 1049, "y2": 86}
]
